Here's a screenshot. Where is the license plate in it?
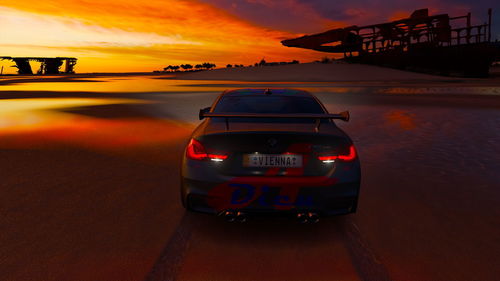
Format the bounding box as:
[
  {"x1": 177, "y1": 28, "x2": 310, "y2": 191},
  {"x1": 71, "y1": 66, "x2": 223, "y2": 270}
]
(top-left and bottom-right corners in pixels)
[{"x1": 244, "y1": 154, "x2": 302, "y2": 168}]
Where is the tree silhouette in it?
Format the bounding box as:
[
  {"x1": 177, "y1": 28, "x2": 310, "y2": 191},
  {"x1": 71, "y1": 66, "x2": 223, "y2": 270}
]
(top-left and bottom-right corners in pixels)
[
  {"x1": 202, "y1": 62, "x2": 216, "y2": 70},
  {"x1": 180, "y1": 64, "x2": 193, "y2": 71},
  {"x1": 164, "y1": 62, "x2": 214, "y2": 72}
]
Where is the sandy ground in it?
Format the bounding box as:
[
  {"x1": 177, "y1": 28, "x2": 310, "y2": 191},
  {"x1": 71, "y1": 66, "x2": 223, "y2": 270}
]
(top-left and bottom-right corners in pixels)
[
  {"x1": 173, "y1": 62, "x2": 496, "y2": 82},
  {"x1": 1, "y1": 68, "x2": 500, "y2": 281},
  {"x1": 1, "y1": 63, "x2": 499, "y2": 86}
]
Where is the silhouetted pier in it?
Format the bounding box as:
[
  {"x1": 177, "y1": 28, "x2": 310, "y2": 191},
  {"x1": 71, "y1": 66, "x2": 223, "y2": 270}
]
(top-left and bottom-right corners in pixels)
[{"x1": 0, "y1": 57, "x2": 77, "y2": 75}]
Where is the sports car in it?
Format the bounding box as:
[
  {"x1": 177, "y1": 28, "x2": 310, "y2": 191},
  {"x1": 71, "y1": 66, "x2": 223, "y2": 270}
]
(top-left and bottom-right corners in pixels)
[{"x1": 181, "y1": 89, "x2": 360, "y2": 222}]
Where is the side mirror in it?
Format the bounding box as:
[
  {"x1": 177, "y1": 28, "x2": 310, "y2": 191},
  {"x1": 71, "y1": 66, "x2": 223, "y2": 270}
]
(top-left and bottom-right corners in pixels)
[{"x1": 199, "y1": 107, "x2": 211, "y2": 120}]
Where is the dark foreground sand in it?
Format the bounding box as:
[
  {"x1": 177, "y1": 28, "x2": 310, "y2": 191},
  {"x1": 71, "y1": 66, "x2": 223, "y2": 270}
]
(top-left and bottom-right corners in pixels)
[{"x1": 1, "y1": 73, "x2": 499, "y2": 281}]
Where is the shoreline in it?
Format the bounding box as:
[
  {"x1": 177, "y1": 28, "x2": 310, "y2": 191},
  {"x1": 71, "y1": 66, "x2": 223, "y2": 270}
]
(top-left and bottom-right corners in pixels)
[{"x1": 0, "y1": 63, "x2": 499, "y2": 88}]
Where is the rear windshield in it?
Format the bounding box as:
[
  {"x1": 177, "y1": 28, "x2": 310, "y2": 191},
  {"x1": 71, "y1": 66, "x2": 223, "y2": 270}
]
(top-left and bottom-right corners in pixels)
[
  {"x1": 212, "y1": 95, "x2": 327, "y2": 123},
  {"x1": 214, "y1": 95, "x2": 325, "y2": 114}
]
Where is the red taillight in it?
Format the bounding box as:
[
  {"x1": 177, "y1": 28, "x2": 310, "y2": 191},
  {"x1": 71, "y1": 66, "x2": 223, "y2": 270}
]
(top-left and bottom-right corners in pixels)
[
  {"x1": 186, "y1": 139, "x2": 227, "y2": 161},
  {"x1": 318, "y1": 145, "x2": 356, "y2": 162},
  {"x1": 208, "y1": 154, "x2": 228, "y2": 160},
  {"x1": 186, "y1": 139, "x2": 207, "y2": 160}
]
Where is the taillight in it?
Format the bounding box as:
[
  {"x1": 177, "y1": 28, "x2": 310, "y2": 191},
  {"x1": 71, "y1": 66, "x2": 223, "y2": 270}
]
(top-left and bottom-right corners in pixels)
[
  {"x1": 318, "y1": 145, "x2": 356, "y2": 163},
  {"x1": 207, "y1": 154, "x2": 228, "y2": 161},
  {"x1": 186, "y1": 139, "x2": 207, "y2": 160},
  {"x1": 186, "y1": 139, "x2": 227, "y2": 161}
]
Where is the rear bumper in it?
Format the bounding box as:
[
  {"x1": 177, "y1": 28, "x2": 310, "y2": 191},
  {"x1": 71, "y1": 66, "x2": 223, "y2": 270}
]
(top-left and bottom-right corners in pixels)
[{"x1": 181, "y1": 178, "x2": 360, "y2": 216}]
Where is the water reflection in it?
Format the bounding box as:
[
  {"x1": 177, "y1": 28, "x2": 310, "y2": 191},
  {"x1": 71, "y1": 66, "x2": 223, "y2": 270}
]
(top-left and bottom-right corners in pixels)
[
  {"x1": 2, "y1": 75, "x2": 497, "y2": 95},
  {"x1": 0, "y1": 75, "x2": 268, "y2": 93},
  {"x1": 0, "y1": 97, "x2": 192, "y2": 162},
  {"x1": 0, "y1": 75, "x2": 498, "y2": 155},
  {"x1": 0, "y1": 98, "x2": 147, "y2": 132},
  {"x1": 385, "y1": 110, "x2": 417, "y2": 130}
]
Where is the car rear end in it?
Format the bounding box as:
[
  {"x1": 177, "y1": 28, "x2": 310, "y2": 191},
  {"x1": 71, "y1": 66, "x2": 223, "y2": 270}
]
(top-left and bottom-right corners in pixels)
[{"x1": 180, "y1": 89, "x2": 360, "y2": 218}]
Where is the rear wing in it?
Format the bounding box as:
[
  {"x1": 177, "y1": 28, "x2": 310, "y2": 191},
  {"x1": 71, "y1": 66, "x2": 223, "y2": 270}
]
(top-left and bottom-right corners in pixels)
[
  {"x1": 201, "y1": 111, "x2": 349, "y2": 121},
  {"x1": 199, "y1": 111, "x2": 350, "y2": 131}
]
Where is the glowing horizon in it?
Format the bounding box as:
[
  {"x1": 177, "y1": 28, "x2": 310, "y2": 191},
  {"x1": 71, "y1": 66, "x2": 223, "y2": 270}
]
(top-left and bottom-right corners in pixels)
[
  {"x1": 0, "y1": 1, "x2": 332, "y2": 73},
  {"x1": 0, "y1": 0, "x2": 497, "y2": 73}
]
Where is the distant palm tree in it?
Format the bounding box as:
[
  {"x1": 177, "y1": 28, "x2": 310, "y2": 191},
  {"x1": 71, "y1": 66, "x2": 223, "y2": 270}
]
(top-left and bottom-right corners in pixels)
[
  {"x1": 226, "y1": 64, "x2": 233, "y2": 68},
  {"x1": 163, "y1": 65, "x2": 172, "y2": 72},
  {"x1": 205, "y1": 63, "x2": 216, "y2": 70},
  {"x1": 195, "y1": 64, "x2": 203, "y2": 70}
]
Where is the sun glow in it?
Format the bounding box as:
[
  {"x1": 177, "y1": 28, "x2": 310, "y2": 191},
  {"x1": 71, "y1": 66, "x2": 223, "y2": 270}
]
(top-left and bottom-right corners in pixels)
[{"x1": 0, "y1": 0, "x2": 324, "y2": 73}]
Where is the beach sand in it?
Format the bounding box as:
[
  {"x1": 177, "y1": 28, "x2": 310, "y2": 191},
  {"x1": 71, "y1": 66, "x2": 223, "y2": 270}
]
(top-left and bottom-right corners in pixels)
[
  {"x1": 173, "y1": 62, "x2": 474, "y2": 82},
  {"x1": 1, "y1": 65, "x2": 500, "y2": 281},
  {"x1": 1, "y1": 63, "x2": 499, "y2": 87}
]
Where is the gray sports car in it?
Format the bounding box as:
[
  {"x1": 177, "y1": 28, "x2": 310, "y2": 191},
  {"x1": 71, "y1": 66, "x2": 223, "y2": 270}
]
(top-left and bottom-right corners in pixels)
[{"x1": 181, "y1": 89, "x2": 360, "y2": 222}]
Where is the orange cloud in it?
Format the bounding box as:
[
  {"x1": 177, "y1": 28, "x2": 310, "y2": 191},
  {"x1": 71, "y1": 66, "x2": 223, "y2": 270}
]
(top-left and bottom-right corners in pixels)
[{"x1": 0, "y1": 0, "x2": 327, "y2": 72}]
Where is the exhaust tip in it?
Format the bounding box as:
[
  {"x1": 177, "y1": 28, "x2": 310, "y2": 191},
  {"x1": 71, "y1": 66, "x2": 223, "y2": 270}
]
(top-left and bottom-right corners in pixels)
[
  {"x1": 219, "y1": 210, "x2": 236, "y2": 222},
  {"x1": 307, "y1": 212, "x2": 320, "y2": 223},
  {"x1": 235, "y1": 211, "x2": 247, "y2": 223},
  {"x1": 297, "y1": 212, "x2": 320, "y2": 223},
  {"x1": 219, "y1": 210, "x2": 247, "y2": 223},
  {"x1": 296, "y1": 212, "x2": 308, "y2": 223}
]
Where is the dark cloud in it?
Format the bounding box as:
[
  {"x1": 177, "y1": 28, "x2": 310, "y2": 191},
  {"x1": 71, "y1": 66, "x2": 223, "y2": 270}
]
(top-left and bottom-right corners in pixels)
[
  {"x1": 201, "y1": 0, "x2": 500, "y2": 39},
  {"x1": 200, "y1": 0, "x2": 342, "y2": 33}
]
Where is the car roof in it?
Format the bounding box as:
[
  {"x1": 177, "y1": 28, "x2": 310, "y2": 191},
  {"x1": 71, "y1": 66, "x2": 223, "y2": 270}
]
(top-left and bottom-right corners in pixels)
[{"x1": 221, "y1": 88, "x2": 314, "y2": 98}]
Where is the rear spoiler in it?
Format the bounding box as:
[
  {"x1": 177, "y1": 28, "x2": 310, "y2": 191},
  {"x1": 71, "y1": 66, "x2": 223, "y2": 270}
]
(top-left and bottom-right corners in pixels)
[
  {"x1": 201, "y1": 111, "x2": 349, "y2": 121},
  {"x1": 200, "y1": 111, "x2": 350, "y2": 131}
]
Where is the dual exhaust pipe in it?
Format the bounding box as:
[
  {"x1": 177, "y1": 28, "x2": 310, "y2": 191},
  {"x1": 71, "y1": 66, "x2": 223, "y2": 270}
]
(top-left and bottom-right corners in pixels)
[
  {"x1": 296, "y1": 212, "x2": 320, "y2": 223},
  {"x1": 219, "y1": 210, "x2": 247, "y2": 223},
  {"x1": 219, "y1": 210, "x2": 320, "y2": 223}
]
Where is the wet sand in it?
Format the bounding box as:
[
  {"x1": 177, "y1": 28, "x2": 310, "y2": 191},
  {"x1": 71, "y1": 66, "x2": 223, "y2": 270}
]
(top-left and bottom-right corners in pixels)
[{"x1": 1, "y1": 71, "x2": 499, "y2": 281}]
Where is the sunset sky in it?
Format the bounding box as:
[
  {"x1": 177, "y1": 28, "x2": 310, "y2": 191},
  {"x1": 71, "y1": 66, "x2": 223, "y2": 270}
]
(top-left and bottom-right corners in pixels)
[{"x1": 0, "y1": 0, "x2": 498, "y2": 73}]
